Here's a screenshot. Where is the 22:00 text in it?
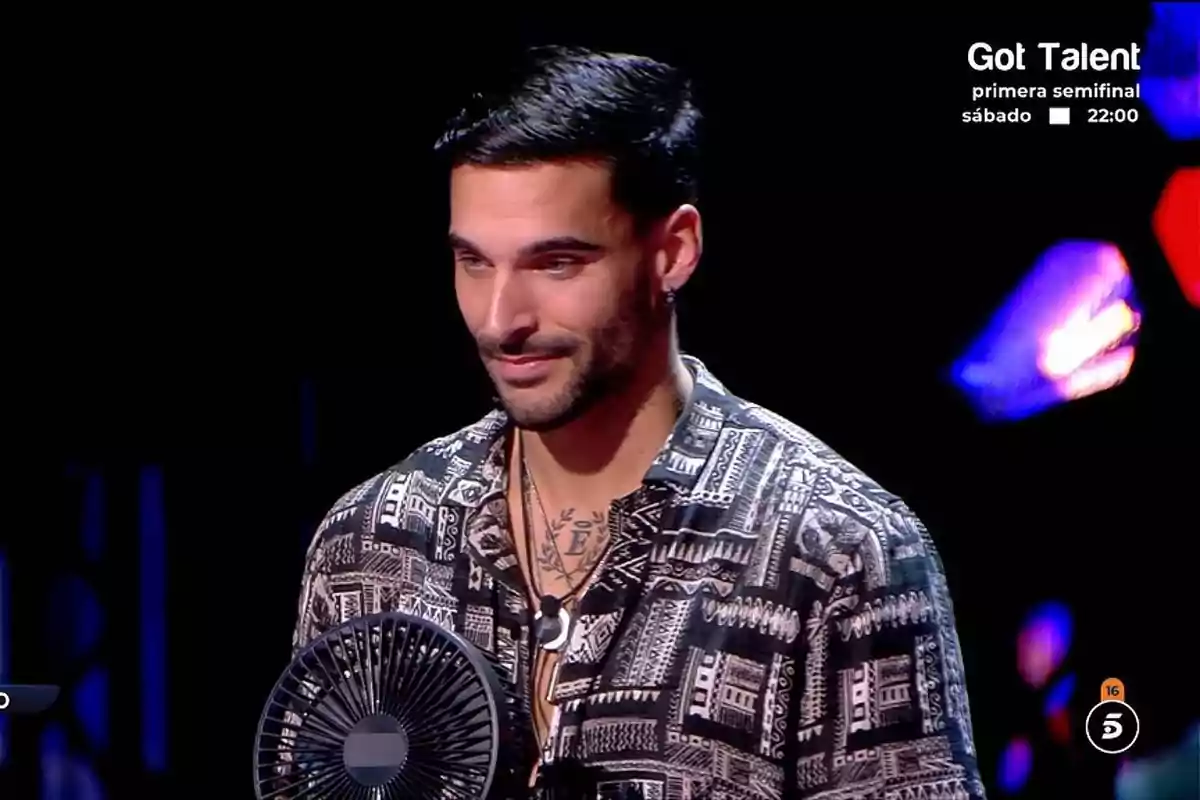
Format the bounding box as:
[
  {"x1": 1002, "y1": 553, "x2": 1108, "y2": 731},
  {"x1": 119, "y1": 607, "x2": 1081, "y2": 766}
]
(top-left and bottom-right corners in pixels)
[{"x1": 1088, "y1": 108, "x2": 1138, "y2": 123}]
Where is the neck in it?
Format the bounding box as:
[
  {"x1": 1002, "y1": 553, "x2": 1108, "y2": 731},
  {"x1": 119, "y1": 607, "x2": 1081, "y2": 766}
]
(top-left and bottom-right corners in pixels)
[{"x1": 520, "y1": 339, "x2": 692, "y2": 500}]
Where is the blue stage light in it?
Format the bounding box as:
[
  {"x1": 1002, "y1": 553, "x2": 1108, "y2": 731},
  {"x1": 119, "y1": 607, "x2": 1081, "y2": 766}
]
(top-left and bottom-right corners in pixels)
[
  {"x1": 1044, "y1": 672, "x2": 1076, "y2": 717},
  {"x1": 140, "y1": 466, "x2": 167, "y2": 772},
  {"x1": 1141, "y1": 3, "x2": 1200, "y2": 141}
]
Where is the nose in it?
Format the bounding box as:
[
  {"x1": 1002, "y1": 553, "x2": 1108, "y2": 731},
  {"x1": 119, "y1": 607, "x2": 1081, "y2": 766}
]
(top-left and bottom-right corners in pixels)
[{"x1": 480, "y1": 267, "x2": 536, "y2": 344}]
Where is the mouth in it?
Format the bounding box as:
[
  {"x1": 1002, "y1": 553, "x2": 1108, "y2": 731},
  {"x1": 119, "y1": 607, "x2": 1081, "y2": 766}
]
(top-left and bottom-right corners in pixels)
[
  {"x1": 496, "y1": 354, "x2": 555, "y2": 364},
  {"x1": 491, "y1": 354, "x2": 561, "y2": 384}
]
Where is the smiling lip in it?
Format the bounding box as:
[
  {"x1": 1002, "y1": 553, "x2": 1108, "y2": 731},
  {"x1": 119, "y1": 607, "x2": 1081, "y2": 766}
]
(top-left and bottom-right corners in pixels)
[{"x1": 493, "y1": 354, "x2": 559, "y2": 384}]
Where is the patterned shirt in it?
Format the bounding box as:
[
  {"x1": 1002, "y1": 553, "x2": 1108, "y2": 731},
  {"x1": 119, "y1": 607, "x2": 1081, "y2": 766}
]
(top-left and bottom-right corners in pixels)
[{"x1": 293, "y1": 357, "x2": 986, "y2": 799}]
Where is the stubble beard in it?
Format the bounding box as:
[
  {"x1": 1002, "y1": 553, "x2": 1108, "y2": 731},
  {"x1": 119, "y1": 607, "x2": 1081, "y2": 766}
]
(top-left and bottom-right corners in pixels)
[{"x1": 493, "y1": 279, "x2": 662, "y2": 433}]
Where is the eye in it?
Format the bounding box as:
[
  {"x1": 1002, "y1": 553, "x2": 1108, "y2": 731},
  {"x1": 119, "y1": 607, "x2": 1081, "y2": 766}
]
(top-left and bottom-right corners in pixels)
[
  {"x1": 455, "y1": 253, "x2": 490, "y2": 272},
  {"x1": 537, "y1": 256, "x2": 585, "y2": 276}
]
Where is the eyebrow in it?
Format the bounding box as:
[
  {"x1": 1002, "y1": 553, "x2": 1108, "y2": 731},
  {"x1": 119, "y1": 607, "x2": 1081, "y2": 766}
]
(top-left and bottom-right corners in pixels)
[{"x1": 448, "y1": 232, "x2": 606, "y2": 260}]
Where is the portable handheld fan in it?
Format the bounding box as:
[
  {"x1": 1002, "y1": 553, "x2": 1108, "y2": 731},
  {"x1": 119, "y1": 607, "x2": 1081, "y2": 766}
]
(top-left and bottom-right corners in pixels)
[{"x1": 253, "y1": 611, "x2": 529, "y2": 799}]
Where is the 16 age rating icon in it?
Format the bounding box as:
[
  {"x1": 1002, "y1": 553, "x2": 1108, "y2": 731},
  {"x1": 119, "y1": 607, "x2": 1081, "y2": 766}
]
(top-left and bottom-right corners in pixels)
[{"x1": 1085, "y1": 678, "x2": 1140, "y2": 754}]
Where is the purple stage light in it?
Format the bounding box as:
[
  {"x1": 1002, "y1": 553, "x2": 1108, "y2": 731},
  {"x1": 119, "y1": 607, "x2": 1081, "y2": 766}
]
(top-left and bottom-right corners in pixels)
[
  {"x1": 1017, "y1": 601, "x2": 1072, "y2": 689},
  {"x1": 1140, "y1": 2, "x2": 1200, "y2": 141},
  {"x1": 950, "y1": 241, "x2": 1141, "y2": 422},
  {"x1": 997, "y1": 736, "x2": 1033, "y2": 794}
]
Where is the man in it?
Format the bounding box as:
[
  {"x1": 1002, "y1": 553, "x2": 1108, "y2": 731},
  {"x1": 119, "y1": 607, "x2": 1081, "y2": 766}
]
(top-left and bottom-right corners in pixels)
[{"x1": 293, "y1": 46, "x2": 986, "y2": 799}]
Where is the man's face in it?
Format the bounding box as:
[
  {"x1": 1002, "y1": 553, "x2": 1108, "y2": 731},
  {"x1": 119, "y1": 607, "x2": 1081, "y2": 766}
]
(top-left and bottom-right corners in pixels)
[{"x1": 450, "y1": 161, "x2": 662, "y2": 431}]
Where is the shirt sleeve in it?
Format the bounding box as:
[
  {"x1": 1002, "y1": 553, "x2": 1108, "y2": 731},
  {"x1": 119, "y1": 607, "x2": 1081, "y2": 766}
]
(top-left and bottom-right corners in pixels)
[
  {"x1": 291, "y1": 524, "x2": 333, "y2": 655},
  {"x1": 793, "y1": 498, "x2": 987, "y2": 799},
  {"x1": 290, "y1": 475, "x2": 385, "y2": 654},
  {"x1": 271, "y1": 508, "x2": 349, "y2": 797}
]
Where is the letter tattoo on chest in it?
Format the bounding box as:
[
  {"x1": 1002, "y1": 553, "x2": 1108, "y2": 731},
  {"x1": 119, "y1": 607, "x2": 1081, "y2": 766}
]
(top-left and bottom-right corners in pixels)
[{"x1": 535, "y1": 508, "x2": 609, "y2": 587}]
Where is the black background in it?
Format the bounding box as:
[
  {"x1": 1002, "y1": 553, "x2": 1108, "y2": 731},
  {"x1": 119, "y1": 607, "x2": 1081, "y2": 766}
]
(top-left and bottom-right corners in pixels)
[{"x1": 4, "y1": 9, "x2": 1197, "y2": 798}]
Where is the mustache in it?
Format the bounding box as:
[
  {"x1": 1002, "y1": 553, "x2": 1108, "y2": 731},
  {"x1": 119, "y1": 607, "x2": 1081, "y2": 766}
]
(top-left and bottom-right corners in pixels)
[{"x1": 476, "y1": 333, "x2": 579, "y2": 360}]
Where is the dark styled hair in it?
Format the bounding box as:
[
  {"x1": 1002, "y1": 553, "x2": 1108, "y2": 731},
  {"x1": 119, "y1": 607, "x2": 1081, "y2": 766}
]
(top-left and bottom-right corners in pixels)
[{"x1": 434, "y1": 45, "x2": 702, "y2": 226}]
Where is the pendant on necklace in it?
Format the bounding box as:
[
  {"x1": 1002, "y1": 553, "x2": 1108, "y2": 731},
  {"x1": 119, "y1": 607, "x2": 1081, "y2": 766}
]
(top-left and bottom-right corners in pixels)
[{"x1": 533, "y1": 595, "x2": 571, "y2": 651}]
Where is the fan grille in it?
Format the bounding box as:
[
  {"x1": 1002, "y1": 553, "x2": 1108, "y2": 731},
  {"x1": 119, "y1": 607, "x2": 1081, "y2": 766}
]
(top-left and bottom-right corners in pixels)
[{"x1": 254, "y1": 612, "x2": 526, "y2": 799}]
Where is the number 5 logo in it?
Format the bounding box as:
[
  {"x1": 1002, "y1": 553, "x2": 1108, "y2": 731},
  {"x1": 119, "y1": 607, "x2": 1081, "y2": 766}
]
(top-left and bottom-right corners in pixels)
[
  {"x1": 1086, "y1": 700, "x2": 1139, "y2": 754},
  {"x1": 1101, "y1": 712, "x2": 1123, "y2": 740}
]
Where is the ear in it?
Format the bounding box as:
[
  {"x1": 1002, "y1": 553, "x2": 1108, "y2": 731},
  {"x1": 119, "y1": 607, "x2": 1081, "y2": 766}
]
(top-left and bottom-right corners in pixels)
[{"x1": 655, "y1": 204, "x2": 703, "y2": 293}]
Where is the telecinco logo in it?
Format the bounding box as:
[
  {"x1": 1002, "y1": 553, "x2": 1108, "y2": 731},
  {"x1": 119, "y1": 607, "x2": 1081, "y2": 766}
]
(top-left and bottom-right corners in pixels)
[{"x1": 1085, "y1": 678, "x2": 1140, "y2": 755}]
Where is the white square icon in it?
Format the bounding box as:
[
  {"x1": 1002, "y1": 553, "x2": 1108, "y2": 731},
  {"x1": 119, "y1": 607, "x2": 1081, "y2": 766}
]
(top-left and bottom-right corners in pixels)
[{"x1": 1048, "y1": 107, "x2": 1071, "y2": 125}]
